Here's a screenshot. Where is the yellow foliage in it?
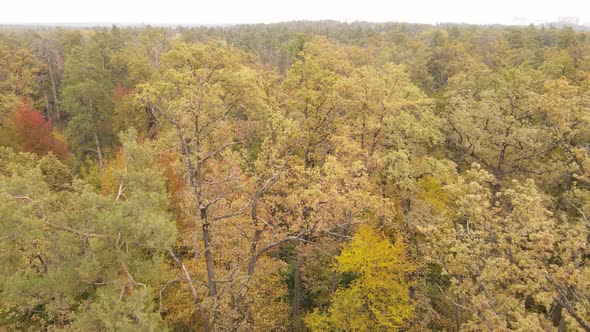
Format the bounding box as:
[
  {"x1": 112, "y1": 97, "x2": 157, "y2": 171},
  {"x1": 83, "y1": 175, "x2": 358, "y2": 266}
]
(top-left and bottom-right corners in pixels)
[{"x1": 305, "y1": 225, "x2": 414, "y2": 331}]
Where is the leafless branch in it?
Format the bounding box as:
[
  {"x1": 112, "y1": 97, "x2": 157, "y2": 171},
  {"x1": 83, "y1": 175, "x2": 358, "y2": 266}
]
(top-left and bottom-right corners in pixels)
[
  {"x1": 566, "y1": 199, "x2": 590, "y2": 229},
  {"x1": 122, "y1": 264, "x2": 147, "y2": 288},
  {"x1": 202, "y1": 141, "x2": 242, "y2": 163},
  {"x1": 159, "y1": 278, "x2": 179, "y2": 314},
  {"x1": 169, "y1": 248, "x2": 210, "y2": 332},
  {"x1": 115, "y1": 180, "x2": 125, "y2": 202},
  {"x1": 46, "y1": 223, "x2": 105, "y2": 238}
]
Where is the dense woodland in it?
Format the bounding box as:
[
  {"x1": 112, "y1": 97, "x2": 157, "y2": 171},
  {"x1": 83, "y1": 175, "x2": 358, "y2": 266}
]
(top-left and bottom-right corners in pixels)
[{"x1": 0, "y1": 21, "x2": 590, "y2": 331}]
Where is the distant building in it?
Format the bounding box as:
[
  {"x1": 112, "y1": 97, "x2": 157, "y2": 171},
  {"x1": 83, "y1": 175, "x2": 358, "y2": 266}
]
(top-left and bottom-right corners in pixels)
[{"x1": 558, "y1": 17, "x2": 580, "y2": 25}]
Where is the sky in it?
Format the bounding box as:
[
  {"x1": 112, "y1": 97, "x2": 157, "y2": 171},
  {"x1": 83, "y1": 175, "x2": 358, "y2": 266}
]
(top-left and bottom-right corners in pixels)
[{"x1": 0, "y1": 0, "x2": 588, "y2": 26}]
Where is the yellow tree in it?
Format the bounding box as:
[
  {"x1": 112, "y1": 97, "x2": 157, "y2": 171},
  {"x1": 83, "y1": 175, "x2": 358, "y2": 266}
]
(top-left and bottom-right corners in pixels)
[
  {"x1": 305, "y1": 225, "x2": 414, "y2": 331},
  {"x1": 539, "y1": 79, "x2": 590, "y2": 331},
  {"x1": 0, "y1": 46, "x2": 44, "y2": 120},
  {"x1": 418, "y1": 164, "x2": 567, "y2": 330},
  {"x1": 138, "y1": 41, "x2": 308, "y2": 330},
  {"x1": 444, "y1": 67, "x2": 552, "y2": 191}
]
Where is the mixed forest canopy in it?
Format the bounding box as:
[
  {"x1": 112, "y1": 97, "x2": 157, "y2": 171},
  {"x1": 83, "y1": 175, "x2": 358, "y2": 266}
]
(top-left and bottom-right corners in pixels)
[{"x1": 0, "y1": 20, "x2": 590, "y2": 331}]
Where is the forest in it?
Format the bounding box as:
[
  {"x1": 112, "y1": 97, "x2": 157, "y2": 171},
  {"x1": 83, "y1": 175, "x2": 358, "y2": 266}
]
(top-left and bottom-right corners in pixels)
[{"x1": 0, "y1": 20, "x2": 589, "y2": 331}]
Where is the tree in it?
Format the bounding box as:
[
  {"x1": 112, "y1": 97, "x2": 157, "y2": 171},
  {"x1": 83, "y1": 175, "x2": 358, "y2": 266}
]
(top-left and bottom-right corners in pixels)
[
  {"x1": 0, "y1": 46, "x2": 44, "y2": 120},
  {"x1": 9, "y1": 102, "x2": 68, "y2": 159},
  {"x1": 139, "y1": 41, "x2": 307, "y2": 330},
  {"x1": 0, "y1": 129, "x2": 175, "y2": 330},
  {"x1": 30, "y1": 32, "x2": 66, "y2": 122},
  {"x1": 1, "y1": 22, "x2": 590, "y2": 331},
  {"x1": 418, "y1": 164, "x2": 577, "y2": 330},
  {"x1": 444, "y1": 67, "x2": 552, "y2": 191},
  {"x1": 305, "y1": 225, "x2": 414, "y2": 331},
  {"x1": 61, "y1": 42, "x2": 115, "y2": 170},
  {"x1": 281, "y1": 36, "x2": 351, "y2": 169}
]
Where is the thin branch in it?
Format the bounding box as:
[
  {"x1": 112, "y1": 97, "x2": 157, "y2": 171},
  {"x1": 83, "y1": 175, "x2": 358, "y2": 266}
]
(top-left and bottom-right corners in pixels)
[
  {"x1": 209, "y1": 202, "x2": 252, "y2": 222},
  {"x1": 169, "y1": 249, "x2": 210, "y2": 332},
  {"x1": 159, "y1": 278, "x2": 179, "y2": 314},
  {"x1": 12, "y1": 195, "x2": 33, "y2": 201},
  {"x1": 83, "y1": 280, "x2": 109, "y2": 286},
  {"x1": 210, "y1": 170, "x2": 284, "y2": 222},
  {"x1": 545, "y1": 272, "x2": 590, "y2": 332},
  {"x1": 321, "y1": 230, "x2": 352, "y2": 239},
  {"x1": 258, "y1": 217, "x2": 276, "y2": 232},
  {"x1": 205, "y1": 182, "x2": 250, "y2": 209},
  {"x1": 433, "y1": 283, "x2": 474, "y2": 313},
  {"x1": 0, "y1": 231, "x2": 24, "y2": 241},
  {"x1": 566, "y1": 199, "x2": 590, "y2": 229},
  {"x1": 203, "y1": 175, "x2": 239, "y2": 186},
  {"x1": 46, "y1": 223, "x2": 105, "y2": 238},
  {"x1": 254, "y1": 230, "x2": 309, "y2": 262},
  {"x1": 115, "y1": 180, "x2": 125, "y2": 202},
  {"x1": 122, "y1": 264, "x2": 147, "y2": 288},
  {"x1": 202, "y1": 141, "x2": 242, "y2": 163}
]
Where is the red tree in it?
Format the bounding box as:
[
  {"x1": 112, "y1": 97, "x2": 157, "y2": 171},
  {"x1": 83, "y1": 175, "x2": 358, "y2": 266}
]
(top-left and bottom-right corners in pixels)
[{"x1": 11, "y1": 103, "x2": 68, "y2": 159}]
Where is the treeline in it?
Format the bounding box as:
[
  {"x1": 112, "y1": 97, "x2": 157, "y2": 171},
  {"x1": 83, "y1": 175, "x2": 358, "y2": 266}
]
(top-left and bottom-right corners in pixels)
[{"x1": 0, "y1": 21, "x2": 589, "y2": 331}]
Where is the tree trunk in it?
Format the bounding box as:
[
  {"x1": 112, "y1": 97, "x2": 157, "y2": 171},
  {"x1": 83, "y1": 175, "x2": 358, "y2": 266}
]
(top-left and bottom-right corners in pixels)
[
  {"x1": 329, "y1": 271, "x2": 338, "y2": 295},
  {"x1": 94, "y1": 131, "x2": 104, "y2": 171},
  {"x1": 145, "y1": 106, "x2": 157, "y2": 138},
  {"x1": 200, "y1": 205, "x2": 217, "y2": 296},
  {"x1": 292, "y1": 256, "x2": 302, "y2": 318},
  {"x1": 551, "y1": 301, "x2": 563, "y2": 329},
  {"x1": 46, "y1": 58, "x2": 61, "y2": 121},
  {"x1": 454, "y1": 303, "x2": 462, "y2": 331},
  {"x1": 42, "y1": 86, "x2": 51, "y2": 121},
  {"x1": 559, "y1": 295, "x2": 590, "y2": 332}
]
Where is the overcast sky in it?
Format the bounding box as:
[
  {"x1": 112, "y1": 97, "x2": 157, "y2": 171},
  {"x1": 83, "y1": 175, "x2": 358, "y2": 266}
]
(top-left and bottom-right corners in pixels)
[{"x1": 0, "y1": 0, "x2": 588, "y2": 26}]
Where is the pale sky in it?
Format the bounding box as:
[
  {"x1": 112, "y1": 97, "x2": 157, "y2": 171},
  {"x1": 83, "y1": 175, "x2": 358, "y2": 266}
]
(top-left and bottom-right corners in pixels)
[{"x1": 0, "y1": 0, "x2": 588, "y2": 26}]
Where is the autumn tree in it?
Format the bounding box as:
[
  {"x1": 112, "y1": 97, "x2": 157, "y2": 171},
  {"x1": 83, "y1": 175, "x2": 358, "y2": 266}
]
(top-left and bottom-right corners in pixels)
[
  {"x1": 9, "y1": 102, "x2": 68, "y2": 159},
  {"x1": 305, "y1": 225, "x2": 414, "y2": 331},
  {"x1": 139, "y1": 41, "x2": 308, "y2": 330},
  {"x1": 444, "y1": 67, "x2": 553, "y2": 190},
  {"x1": 0, "y1": 46, "x2": 44, "y2": 119}
]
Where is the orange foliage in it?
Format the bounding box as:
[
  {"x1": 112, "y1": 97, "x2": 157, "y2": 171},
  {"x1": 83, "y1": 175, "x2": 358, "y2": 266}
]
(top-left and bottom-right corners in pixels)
[
  {"x1": 157, "y1": 151, "x2": 188, "y2": 227},
  {"x1": 11, "y1": 102, "x2": 68, "y2": 159},
  {"x1": 113, "y1": 85, "x2": 134, "y2": 101}
]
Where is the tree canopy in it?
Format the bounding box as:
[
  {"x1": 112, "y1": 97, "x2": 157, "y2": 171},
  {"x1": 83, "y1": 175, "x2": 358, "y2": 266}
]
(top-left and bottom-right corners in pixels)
[{"x1": 1, "y1": 21, "x2": 590, "y2": 331}]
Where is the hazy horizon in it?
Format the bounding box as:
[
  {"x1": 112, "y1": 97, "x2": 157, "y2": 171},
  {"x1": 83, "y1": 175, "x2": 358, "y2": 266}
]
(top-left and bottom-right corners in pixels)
[{"x1": 1, "y1": 0, "x2": 589, "y2": 27}]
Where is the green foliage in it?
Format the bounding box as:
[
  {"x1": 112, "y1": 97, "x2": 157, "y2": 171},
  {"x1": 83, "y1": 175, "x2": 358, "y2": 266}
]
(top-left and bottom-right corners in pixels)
[
  {"x1": 70, "y1": 288, "x2": 168, "y2": 331},
  {"x1": 61, "y1": 38, "x2": 116, "y2": 167},
  {"x1": 0, "y1": 134, "x2": 175, "y2": 330}
]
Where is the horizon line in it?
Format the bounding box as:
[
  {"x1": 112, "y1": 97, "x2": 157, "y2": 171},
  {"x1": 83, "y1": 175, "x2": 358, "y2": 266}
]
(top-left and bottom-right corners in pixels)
[{"x1": 0, "y1": 19, "x2": 588, "y2": 28}]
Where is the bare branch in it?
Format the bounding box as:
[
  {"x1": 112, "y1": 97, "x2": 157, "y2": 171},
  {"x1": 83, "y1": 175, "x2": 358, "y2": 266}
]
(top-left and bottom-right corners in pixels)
[
  {"x1": 159, "y1": 278, "x2": 179, "y2": 314},
  {"x1": 83, "y1": 279, "x2": 109, "y2": 286},
  {"x1": 245, "y1": 229, "x2": 309, "y2": 277},
  {"x1": 203, "y1": 174, "x2": 239, "y2": 186},
  {"x1": 0, "y1": 231, "x2": 24, "y2": 241},
  {"x1": 253, "y1": 231, "x2": 309, "y2": 266},
  {"x1": 202, "y1": 141, "x2": 242, "y2": 163},
  {"x1": 46, "y1": 223, "x2": 105, "y2": 238},
  {"x1": 566, "y1": 199, "x2": 590, "y2": 229},
  {"x1": 321, "y1": 230, "x2": 352, "y2": 239},
  {"x1": 205, "y1": 182, "x2": 250, "y2": 209},
  {"x1": 545, "y1": 272, "x2": 590, "y2": 332},
  {"x1": 122, "y1": 264, "x2": 147, "y2": 289},
  {"x1": 169, "y1": 249, "x2": 210, "y2": 332},
  {"x1": 115, "y1": 180, "x2": 125, "y2": 202},
  {"x1": 209, "y1": 201, "x2": 253, "y2": 222},
  {"x1": 12, "y1": 195, "x2": 33, "y2": 201}
]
